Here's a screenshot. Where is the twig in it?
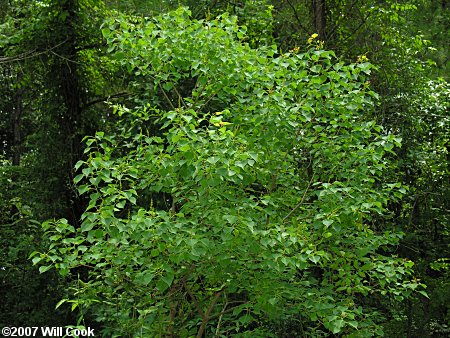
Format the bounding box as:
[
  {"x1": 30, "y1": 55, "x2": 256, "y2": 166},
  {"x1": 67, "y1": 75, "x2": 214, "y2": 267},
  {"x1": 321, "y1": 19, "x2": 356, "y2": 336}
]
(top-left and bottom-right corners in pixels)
[
  {"x1": 82, "y1": 91, "x2": 130, "y2": 110},
  {"x1": 173, "y1": 85, "x2": 187, "y2": 108},
  {"x1": 283, "y1": 174, "x2": 315, "y2": 222},
  {"x1": 285, "y1": 0, "x2": 311, "y2": 35},
  {"x1": 197, "y1": 288, "x2": 224, "y2": 338},
  {"x1": 183, "y1": 281, "x2": 205, "y2": 319},
  {"x1": 159, "y1": 83, "x2": 176, "y2": 110},
  {"x1": 50, "y1": 50, "x2": 82, "y2": 64},
  {"x1": 214, "y1": 295, "x2": 228, "y2": 337},
  {"x1": 0, "y1": 39, "x2": 69, "y2": 64}
]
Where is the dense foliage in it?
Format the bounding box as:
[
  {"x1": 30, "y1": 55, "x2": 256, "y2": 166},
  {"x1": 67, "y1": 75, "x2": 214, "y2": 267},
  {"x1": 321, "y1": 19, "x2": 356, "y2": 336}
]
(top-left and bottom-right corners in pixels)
[{"x1": 1, "y1": 0, "x2": 448, "y2": 337}]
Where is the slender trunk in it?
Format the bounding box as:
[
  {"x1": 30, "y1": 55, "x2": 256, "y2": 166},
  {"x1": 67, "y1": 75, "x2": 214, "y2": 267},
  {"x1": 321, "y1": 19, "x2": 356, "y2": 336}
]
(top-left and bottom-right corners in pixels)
[
  {"x1": 312, "y1": 0, "x2": 326, "y2": 40},
  {"x1": 51, "y1": 0, "x2": 86, "y2": 224},
  {"x1": 406, "y1": 299, "x2": 413, "y2": 337},
  {"x1": 12, "y1": 86, "x2": 23, "y2": 166}
]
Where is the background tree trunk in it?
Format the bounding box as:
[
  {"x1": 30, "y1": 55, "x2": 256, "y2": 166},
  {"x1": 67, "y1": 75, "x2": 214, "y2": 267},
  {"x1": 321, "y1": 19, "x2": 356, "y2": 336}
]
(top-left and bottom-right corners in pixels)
[
  {"x1": 12, "y1": 85, "x2": 23, "y2": 166},
  {"x1": 312, "y1": 0, "x2": 326, "y2": 40}
]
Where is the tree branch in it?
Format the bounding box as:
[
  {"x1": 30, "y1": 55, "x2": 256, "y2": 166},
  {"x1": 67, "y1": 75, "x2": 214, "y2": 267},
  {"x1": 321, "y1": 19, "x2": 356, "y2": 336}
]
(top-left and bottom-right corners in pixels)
[
  {"x1": 197, "y1": 288, "x2": 224, "y2": 338},
  {"x1": 0, "y1": 39, "x2": 69, "y2": 64},
  {"x1": 283, "y1": 174, "x2": 315, "y2": 222},
  {"x1": 82, "y1": 91, "x2": 130, "y2": 110},
  {"x1": 285, "y1": 0, "x2": 312, "y2": 36},
  {"x1": 183, "y1": 281, "x2": 205, "y2": 319}
]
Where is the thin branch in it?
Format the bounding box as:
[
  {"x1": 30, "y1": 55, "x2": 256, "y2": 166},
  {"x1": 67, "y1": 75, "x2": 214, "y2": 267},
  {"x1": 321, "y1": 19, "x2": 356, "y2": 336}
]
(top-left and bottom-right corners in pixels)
[
  {"x1": 285, "y1": 0, "x2": 312, "y2": 35},
  {"x1": 210, "y1": 300, "x2": 247, "y2": 321},
  {"x1": 0, "y1": 39, "x2": 69, "y2": 64},
  {"x1": 75, "y1": 42, "x2": 107, "y2": 52},
  {"x1": 82, "y1": 91, "x2": 130, "y2": 110},
  {"x1": 50, "y1": 50, "x2": 82, "y2": 64},
  {"x1": 197, "y1": 91, "x2": 218, "y2": 112},
  {"x1": 183, "y1": 281, "x2": 205, "y2": 319},
  {"x1": 214, "y1": 295, "x2": 228, "y2": 337},
  {"x1": 283, "y1": 174, "x2": 315, "y2": 222},
  {"x1": 0, "y1": 49, "x2": 36, "y2": 63},
  {"x1": 326, "y1": 0, "x2": 360, "y2": 42},
  {"x1": 193, "y1": 0, "x2": 219, "y2": 19},
  {"x1": 197, "y1": 288, "x2": 224, "y2": 338},
  {"x1": 158, "y1": 82, "x2": 176, "y2": 110},
  {"x1": 339, "y1": 11, "x2": 372, "y2": 48},
  {"x1": 172, "y1": 85, "x2": 187, "y2": 108}
]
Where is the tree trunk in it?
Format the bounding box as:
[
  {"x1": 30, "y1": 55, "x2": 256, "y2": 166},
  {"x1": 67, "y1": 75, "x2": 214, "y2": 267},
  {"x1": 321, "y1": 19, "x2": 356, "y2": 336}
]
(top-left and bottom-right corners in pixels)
[
  {"x1": 312, "y1": 0, "x2": 326, "y2": 40},
  {"x1": 46, "y1": 0, "x2": 86, "y2": 224},
  {"x1": 12, "y1": 86, "x2": 23, "y2": 166}
]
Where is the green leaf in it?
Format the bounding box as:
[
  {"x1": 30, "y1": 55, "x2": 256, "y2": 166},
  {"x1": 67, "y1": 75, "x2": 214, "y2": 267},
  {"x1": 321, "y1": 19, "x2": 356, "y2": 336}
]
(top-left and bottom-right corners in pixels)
[
  {"x1": 161, "y1": 271, "x2": 174, "y2": 288},
  {"x1": 418, "y1": 290, "x2": 429, "y2": 299},
  {"x1": 74, "y1": 160, "x2": 85, "y2": 171},
  {"x1": 136, "y1": 271, "x2": 155, "y2": 286},
  {"x1": 77, "y1": 185, "x2": 89, "y2": 195},
  {"x1": 223, "y1": 214, "x2": 238, "y2": 224},
  {"x1": 309, "y1": 256, "x2": 320, "y2": 264},
  {"x1": 55, "y1": 299, "x2": 68, "y2": 309},
  {"x1": 74, "y1": 174, "x2": 84, "y2": 184},
  {"x1": 330, "y1": 319, "x2": 345, "y2": 334},
  {"x1": 156, "y1": 279, "x2": 169, "y2": 292},
  {"x1": 101, "y1": 28, "x2": 110, "y2": 38},
  {"x1": 81, "y1": 222, "x2": 94, "y2": 232},
  {"x1": 323, "y1": 232, "x2": 332, "y2": 239},
  {"x1": 116, "y1": 200, "x2": 126, "y2": 209},
  {"x1": 348, "y1": 320, "x2": 358, "y2": 329},
  {"x1": 32, "y1": 256, "x2": 42, "y2": 265},
  {"x1": 323, "y1": 219, "x2": 334, "y2": 227},
  {"x1": 39, "y1": 265, "x2": 52, "y2": 273},
  {"x1": 163, "y1": 82, "x2": 173, "y2": 91},
  {"x1": 206, "y1": 156, "x2": 220, "y2": 165}
]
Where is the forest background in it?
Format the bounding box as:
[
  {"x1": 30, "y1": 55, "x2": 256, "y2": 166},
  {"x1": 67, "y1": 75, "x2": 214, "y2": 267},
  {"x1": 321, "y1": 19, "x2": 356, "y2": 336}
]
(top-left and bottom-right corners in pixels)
[{"x1": 0, "y1": 0, "x2": 448, "y2": 337}]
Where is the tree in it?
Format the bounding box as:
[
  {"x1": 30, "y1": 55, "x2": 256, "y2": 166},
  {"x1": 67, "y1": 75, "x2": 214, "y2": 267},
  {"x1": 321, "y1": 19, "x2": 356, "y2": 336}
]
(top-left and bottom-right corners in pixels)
[{"x1": 33, "y1": 8, "x2": 422, "y2": 336}]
